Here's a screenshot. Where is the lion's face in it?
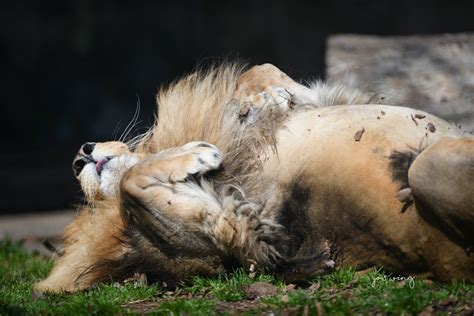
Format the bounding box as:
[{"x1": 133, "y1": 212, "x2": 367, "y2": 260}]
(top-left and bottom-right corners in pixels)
[{"x1": 72, "y1": 141, "x2": 141, "y2": 201}]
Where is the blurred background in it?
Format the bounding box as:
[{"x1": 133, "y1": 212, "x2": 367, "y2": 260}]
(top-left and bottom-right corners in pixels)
[{"x1": 1, "y1": 0, "x2": 474, "y2": 215}]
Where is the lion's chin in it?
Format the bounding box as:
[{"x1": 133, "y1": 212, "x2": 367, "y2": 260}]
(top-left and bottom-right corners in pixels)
[
  {"x1": 77, "y1": 163, "x2": 101, "y2": 202},
  {"x1": 78, "y1": 154, "x2": 143, "y2": 202}
]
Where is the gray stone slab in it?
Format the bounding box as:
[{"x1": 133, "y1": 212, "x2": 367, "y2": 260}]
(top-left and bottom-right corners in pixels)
[
  {"x1": 0, "y1": 210, "x2": 74, "y2": 241},
  {"x1": 0, "y1": 210, "x2": 75, "y2": 255},
  {"x1": 327, "y1": 34, "x2": 474, "y2": 133}
]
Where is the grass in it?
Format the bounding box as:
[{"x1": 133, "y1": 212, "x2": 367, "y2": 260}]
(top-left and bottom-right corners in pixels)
[{"x1": 1, "y1": 238, "x2": 473, "y2": 315}]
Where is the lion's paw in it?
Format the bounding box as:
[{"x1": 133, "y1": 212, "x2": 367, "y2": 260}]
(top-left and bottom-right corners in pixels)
[
  {"x1": 244, "y1": 216, "x2": 287, "y2": 268},
  {"x1": 240, "y1": 87, "x2": 294, "y2": 124},
  {"x1": 170, "y1": 142, "x2": 223, "y2": 182}
]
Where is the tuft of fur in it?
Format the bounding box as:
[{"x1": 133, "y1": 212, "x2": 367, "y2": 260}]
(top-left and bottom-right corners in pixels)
[{"x1": 307, "y1": 80, "x2": 386, "y2": 106}]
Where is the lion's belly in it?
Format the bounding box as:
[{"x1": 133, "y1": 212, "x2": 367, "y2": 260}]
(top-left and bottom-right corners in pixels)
[{"x1": 262, "y1": 104, "x2": 474, "y2": 280}]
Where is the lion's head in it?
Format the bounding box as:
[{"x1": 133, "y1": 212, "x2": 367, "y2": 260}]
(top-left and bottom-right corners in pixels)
[{"x1": 72, "y1": 141, "x2": 142, "y2": 201}]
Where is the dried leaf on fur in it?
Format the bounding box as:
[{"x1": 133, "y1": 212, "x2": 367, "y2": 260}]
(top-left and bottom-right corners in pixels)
[
  {"x1": 396, "y1": 188, "x2": 414, "y2": 203},
  {"x1": 354, "y1": 128, "x2": 365, "y2": 141},
  {"x1": 427, "y1": 122, "x2": 436, "y2": 133}
]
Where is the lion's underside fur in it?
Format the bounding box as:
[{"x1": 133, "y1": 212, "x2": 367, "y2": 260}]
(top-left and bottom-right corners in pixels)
[{"x1": 35, "y1": 64, "x2": 474, "y2": 293}]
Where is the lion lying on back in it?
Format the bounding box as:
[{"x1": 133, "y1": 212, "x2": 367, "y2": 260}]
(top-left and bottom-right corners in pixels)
[{"x1": 35, "y1": 64, "x2": 474, "y2": 293}]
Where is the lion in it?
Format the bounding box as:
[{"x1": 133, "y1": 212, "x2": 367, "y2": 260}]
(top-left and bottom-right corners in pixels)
[{"x1": 34, "y1": 64, "x2": 474, "y2": 293}]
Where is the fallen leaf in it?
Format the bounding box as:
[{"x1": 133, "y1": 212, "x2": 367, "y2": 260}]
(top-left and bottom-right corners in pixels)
[
  {"x1": 439, "y1": 299, "x2": 454, "y2": 306},
  {"x1": 241, "y1": 282, "x2": 278, "y2": 299},
  {"x1": 354, "y1": 127, "x2": 365, "y2": 141},
  {"x1": 308, "y1": 282, "x2": 321, "y2": 293},
  {"x1": 423, "y1": 279, "x2": 434, "y2": 286},
  {"x1": 284, "y1": 283, "x2": 297, "y2": 292},
  {"x1": 249, "y1": 263, "x2": 255, "y2": 272},
  {"x1": 415, "y1": 114, "x2": 426, "y2": 119}
]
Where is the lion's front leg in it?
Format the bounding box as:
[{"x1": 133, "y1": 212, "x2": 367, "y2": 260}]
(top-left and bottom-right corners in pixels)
[{"x1": 120, "y1": 141, "x2": 285, "y2": 268}]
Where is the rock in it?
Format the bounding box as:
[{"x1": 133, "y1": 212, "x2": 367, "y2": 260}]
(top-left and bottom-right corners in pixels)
[{"x1": 327, "y1": 34, "x2": 474, "y2": 133}]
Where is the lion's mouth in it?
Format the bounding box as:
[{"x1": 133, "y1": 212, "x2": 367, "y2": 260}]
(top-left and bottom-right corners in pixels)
[
  {"x1": 95, "y1": 158, "x2": 110, "y2": 175},
  {"x1": 72, "y1": 154, "x2": 112, "y2": 177}
]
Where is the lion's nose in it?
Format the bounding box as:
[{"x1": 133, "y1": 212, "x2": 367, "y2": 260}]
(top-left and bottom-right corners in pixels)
[
  {"x1": 72, "y1": 142, "x2": 96, "y2": 177},
  {"x1": 82, "y1": 142, "x2": 96, "y2": 155},
  {"x1": 72, "y1": 157, "x2": 87, "y2": 177}
]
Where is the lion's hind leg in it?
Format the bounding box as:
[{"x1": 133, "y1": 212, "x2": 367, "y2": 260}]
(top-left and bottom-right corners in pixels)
[
  {"x1": 34, "y1": 202, "x2": 126, "y2": 293},
  {"x1": 408, "y1": 137, "x2": 474, "y2": 249}
]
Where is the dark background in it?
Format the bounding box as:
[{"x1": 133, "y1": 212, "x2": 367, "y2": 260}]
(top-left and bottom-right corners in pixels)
[{"x1": 2, "y1": 0, "x2": 474, "y2": 213}]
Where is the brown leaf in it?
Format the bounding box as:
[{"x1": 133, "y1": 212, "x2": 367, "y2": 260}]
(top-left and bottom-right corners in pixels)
[
  {"x1": 427, "y1": 122, "x2": 436, "y2": 133},
  {"x1": 439, "y1": 299, "x2": 455, "y2": 306},
  {"x1": 415, "y1": 114, "x2": 426, "y2": 119},
  {"x1": 241, "y1": 282, "x2": 279, "y2": 299},
  {"x1": 308, "y1": 282, "x2": 321, "y2": 293},
  {"x1": 423, "y1": 279, "x2": 434, "y2": 286},
  {"x1": 284, "y1": 283, "x2": 297, "y2": 292},
  {"x1": 354, "y1": 127, "x2": 365, "y2": 141}
]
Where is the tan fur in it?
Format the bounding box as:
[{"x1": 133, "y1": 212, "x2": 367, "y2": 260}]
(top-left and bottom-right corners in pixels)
[{"x1": 35, "y1": 64, "x2": 474, "y2": 293}]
